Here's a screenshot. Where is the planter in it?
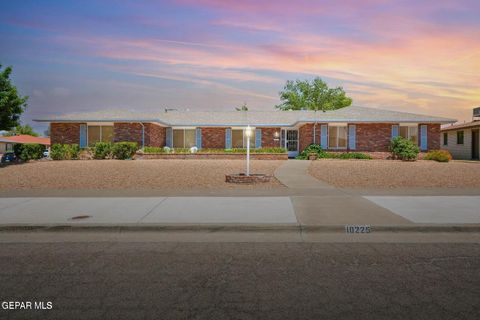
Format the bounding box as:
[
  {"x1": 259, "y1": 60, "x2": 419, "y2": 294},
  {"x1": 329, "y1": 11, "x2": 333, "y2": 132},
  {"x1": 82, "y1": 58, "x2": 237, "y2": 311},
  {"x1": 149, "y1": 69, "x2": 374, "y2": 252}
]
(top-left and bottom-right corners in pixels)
[{"x1": 225, "y1": 173, "x2": 271, "y2": 184}]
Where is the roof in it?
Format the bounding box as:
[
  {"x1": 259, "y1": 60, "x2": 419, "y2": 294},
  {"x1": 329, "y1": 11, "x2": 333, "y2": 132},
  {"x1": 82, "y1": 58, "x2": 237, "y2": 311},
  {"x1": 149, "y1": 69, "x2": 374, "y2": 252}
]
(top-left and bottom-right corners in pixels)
[
  {"x1": 441, "y1": 120, "x2": 480, "y2": 132},
  {"x1": 34, "y1": 106, "x2": 456, "y2": 126},
  {"x1": 0, "y1": 135, "x2": 51, "y2": 145}
]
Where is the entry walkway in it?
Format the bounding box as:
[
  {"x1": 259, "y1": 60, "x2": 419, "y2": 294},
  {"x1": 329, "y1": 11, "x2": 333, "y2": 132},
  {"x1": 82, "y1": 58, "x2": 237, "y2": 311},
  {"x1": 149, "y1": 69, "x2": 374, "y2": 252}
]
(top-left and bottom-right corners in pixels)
[{"x1": 274, "y1": 160, "x2": 336, "y2": 189}]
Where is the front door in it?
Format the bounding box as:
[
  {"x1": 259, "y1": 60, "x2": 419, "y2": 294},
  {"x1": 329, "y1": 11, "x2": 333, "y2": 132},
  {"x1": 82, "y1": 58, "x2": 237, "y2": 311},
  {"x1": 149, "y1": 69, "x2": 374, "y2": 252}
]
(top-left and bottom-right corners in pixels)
[
  {"x1": 472, "y1": 129, "x2": 479, "y2": 160},
  {"x1": 281, "y1": 129, "x2": 299, "y2": 158}
]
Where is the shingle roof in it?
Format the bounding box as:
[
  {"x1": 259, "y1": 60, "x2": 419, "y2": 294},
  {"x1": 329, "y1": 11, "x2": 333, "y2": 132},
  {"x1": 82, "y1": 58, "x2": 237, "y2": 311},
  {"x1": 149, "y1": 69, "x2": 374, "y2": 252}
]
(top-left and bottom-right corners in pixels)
[
  {"x1": 441, "y1": 120, "x2": 480, "y2": 131},
  {"x1": 34, "y1": 106, "x2": 456, "y2": 126},
  {"x1": 0, "y1": 135, "x2": 51, "y2": 145}
]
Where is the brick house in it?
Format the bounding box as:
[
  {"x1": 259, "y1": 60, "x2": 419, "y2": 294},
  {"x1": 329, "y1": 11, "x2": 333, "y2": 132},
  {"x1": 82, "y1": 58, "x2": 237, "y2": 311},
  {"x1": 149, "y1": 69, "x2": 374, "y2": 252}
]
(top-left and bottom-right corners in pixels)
[{"x1": 35, "y1": 106, "x2": 455, "y2": 158}]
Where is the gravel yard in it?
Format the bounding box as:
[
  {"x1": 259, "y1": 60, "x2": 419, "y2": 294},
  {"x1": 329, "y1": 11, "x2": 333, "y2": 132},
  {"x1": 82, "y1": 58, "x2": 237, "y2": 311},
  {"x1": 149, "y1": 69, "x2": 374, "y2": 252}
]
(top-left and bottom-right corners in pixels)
[
  {"x1": 0, "y1": 160, "x2": 285, "y2": 190},
  {"x1": 309, "y1": 160, "x2": 480, "y2": 188}
]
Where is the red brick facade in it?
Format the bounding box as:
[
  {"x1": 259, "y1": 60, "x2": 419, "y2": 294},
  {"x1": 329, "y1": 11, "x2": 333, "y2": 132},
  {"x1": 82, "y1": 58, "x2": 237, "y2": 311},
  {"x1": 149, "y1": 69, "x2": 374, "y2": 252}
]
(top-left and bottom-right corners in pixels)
[
  {"x1": 298, "y1": 123, "x2": 322, "y2": 152},
  {"x1": 261, "y1": 127, "x2": 282, "y2": 148},
  {"x1": 50, "y1": 123, "x2": 82, "y2": 145},
  {"x1": 425, "y1": 123, "x2": 441, "y2": 150},
  {"x1": 355, "y1": 123, "x2": 393, "y2": 152},
  {"x1": 145, "y1": 123, "x2": 166, "y2": 147},
  {"x1": 113, "y1": 123, "x2": 166, "y2": 147},
  {"x1": 201, "y1": 127, "x2": 226, "y2": 149}
]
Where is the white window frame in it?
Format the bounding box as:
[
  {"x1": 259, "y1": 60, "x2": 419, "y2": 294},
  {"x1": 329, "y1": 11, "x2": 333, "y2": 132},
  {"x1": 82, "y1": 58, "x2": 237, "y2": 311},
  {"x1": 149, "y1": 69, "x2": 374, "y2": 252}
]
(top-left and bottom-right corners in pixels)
[
  {"x1": 231, "y1": 127, "x2": 256, "y2": 149},
  {"x1": 86, "y1": 122, "x2": 114, "y2": 145},
  {"x1": 399, "y1": 123, "x2": 418, "y2": 143},
  {"x1": 172, "y1": 128, "x2": 197, "y2": 149},
  {"x1": 328, "y1": 123, "x2": 348, "y2": 149}
]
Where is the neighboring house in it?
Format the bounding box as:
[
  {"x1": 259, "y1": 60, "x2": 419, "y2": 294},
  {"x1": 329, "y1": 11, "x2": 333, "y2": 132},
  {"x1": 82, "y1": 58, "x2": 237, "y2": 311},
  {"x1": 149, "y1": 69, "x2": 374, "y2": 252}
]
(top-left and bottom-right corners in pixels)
[
  {"x1": 441, "y1": 120, "x2": 480, "y2": 160},
  {"x1": 0, "y1": 135, "x2": 51, "y2": 154},
  {"x1": 34, "y1": 106, "x2": 455, "y2": 158}
]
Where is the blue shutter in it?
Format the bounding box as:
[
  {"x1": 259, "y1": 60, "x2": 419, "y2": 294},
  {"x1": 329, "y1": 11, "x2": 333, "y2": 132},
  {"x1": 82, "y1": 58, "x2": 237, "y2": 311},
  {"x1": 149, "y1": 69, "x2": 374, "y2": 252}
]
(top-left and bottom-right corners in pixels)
[
  {"x1": 79, "y1": 124, "x2": 87, "y2": 148},
  {"x1": 320, "y1": 125, "x2": 328, "y2": 149},
  {"x1": 420, "y1": 125, "x2": 427, "y2": 151},
  {"x1": 225, "y1": 128, "x2": 232, "y2": 149},
  {"x1": 196, "y1": 128, "x2": 202, "y2": 149},
  {"x1": 255, "y1": 128, "x2": 262, "y2": 148},
  {"x1": 166, "y1": 127, "x2": 173, "y2": 147},
  {"x1": 348, "y1": 125, "x2": 356, "y2": 150},
  {"x1": 391, "y1": 125, "x2": 399, "y2": 139}
]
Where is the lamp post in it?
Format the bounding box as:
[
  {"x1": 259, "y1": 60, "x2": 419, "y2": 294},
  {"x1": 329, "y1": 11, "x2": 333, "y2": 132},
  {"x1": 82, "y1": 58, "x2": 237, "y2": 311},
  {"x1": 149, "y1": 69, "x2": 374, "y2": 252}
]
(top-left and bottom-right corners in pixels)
[{"x1": 245, "y1": 125, "x2": 252, "y2": 176}]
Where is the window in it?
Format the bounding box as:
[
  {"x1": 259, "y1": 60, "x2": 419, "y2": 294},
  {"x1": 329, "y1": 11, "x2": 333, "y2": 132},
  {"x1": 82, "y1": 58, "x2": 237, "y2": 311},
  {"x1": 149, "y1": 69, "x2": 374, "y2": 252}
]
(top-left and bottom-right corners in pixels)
[
  {"x1": 231, "y1": 129, "x2": 255, "y2": 148},
  {"x1": 328, "y1": 125, "x2": 347, "y2": 149},
  {"x1": 88, "y1": 126, "x2": 114, "y2": 146},
  {"x1": 443, "y1": 132, "x2": 448, "y2": 146},
  {"x1": 399, "y1": 124, "x2": 418, "y2": 144},
  {"x1": 6, "y1": 143, "x2": 13, "y2": 152},
  {"x1": 173, "y1": 129, "x2": 196, "y2": 148},
  {"x1": 457, "y1": 131, "x2": 464, "y2": 144}
]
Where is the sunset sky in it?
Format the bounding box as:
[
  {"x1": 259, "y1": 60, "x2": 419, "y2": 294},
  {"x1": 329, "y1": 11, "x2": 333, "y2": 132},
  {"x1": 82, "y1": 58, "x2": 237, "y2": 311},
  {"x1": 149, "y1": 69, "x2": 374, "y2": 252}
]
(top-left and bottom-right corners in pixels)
[{"x1": 1, "y1": 0, "x2": 479, "y2": 132}]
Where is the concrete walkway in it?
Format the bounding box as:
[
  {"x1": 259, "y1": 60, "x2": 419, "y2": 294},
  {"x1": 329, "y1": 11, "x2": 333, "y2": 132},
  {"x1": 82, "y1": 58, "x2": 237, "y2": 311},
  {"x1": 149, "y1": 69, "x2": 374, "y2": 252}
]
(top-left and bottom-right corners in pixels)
[{"x1": 274, "y1": 160, "x2": 337, "y2": 189}]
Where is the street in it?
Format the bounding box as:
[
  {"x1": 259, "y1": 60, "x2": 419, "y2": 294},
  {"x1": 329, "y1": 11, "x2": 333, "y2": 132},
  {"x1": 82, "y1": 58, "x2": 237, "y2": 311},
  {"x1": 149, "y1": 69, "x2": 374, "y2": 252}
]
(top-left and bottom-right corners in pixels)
[{"x1": 1, "y1": 233, "x2": 479, "y2": 319}]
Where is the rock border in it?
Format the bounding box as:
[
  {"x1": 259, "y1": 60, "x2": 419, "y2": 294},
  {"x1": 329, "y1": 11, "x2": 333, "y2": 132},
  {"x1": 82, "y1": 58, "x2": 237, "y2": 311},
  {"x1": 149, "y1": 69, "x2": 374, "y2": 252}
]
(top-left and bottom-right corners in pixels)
[{"x1": 225, "y1": 173, "x2": 272, "y2": 184}]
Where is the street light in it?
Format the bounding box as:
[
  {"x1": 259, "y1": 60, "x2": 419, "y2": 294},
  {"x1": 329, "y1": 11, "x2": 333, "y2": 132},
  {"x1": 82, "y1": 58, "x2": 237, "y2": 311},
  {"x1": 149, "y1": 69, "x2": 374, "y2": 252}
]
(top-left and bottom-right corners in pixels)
[{"x1": 245, "y1": 125, "x2": 253, "y2": 176}]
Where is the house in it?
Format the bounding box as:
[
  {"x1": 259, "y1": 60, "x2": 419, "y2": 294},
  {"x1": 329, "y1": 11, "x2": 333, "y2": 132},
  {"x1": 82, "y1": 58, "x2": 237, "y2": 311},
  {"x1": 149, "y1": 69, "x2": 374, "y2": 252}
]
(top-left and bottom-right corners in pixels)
[
  {"x1": 0, "y1": 135, "x2": 51, "y2": 155},
  {"x1": 34, "y1": 106, "x2": 455, "y2": 158},
  {"x1": 441, "y1": 108, "x2": 480, "y2": 160}
]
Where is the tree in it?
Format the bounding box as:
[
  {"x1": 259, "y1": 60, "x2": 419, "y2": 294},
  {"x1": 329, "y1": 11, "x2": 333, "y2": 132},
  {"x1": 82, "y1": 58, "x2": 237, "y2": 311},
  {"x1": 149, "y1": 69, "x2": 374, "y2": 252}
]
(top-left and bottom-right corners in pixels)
[
  {"x1": 4, "y1": 124, "x2": 39, "y2": 137},
  {"x1": 0, "y1": 64, "x2": 28, "y2": 130},
  {"x1": 235, "y1": 102, "x2": 248, "y2": 111},
  {"x1": 275, "y1": 77, "x2": 352, "y2": 111}
]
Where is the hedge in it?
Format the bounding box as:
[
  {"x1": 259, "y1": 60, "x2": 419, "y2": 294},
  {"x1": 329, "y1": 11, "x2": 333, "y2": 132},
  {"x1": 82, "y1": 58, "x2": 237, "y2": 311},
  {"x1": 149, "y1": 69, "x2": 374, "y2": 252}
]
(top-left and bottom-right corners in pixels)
[
  {"x1": 13, "y1": 143, "x2": 44, "y2": 161},
  {"x1": 142, "y1": 147, "x2": 287, "y2": 154}
]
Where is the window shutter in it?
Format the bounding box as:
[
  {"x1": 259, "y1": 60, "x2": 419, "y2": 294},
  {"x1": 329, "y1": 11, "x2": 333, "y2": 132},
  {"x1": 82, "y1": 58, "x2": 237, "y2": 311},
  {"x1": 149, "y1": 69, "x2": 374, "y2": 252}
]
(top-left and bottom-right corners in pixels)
[
  {"x1": 196, "y1": 128, "x2": 202, "y2": 149},
  {"x1": 166, "y1": 127, "x2": 173, "y2": 147},
  {"x1": 255, "y1": 129, "x2": 262, "y2": 148},
  {"x1": 79, "y1": 124, "x2": 87, "y2": 148},
  {"x1": 320, "y1": 125, "x2": 328, "y2": 149},
  {"x1": 225, "y1": 128, "x2": 232, "y2": 149},
  {"x1": 420, "y1": 125, "x2": 427, "y2": 151},
  {"x1": 348, "y1": 125, "x2": 356, "y2": 150},
  {"x1": 391, "y1": 125, "x2": 399, "y2": 139}
]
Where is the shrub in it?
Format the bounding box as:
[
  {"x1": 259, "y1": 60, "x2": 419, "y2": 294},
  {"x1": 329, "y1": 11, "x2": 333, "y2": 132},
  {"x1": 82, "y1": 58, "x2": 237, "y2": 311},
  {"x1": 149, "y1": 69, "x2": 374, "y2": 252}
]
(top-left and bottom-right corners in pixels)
[
  {"x1": 336, "y1": 152, "x2": 372, "y2": 159},
  {"x1": 93, "y1": 142, "x2": 112, "y2": 159},
  {"x1": 390, "y1": 136, "x2": 419, "y2": 161},
  {"x1": 296, "y1": 144, "x2": 326, "y2": 159},
  {"x1": 142, "y1": 147, "x2": 287, "y2": 154},
  {"x1": 424, "y1": 150, "x2": 452, "y2": 162},
  {"x1": 111, "y1": 142, "x2": 138, "y2": 159},
  {"x1": 13, "y1": 143, "x2": 44, "y2": 161},
  {"x1": 49, "y1": 144, "x2": 80, "y2": 160}
]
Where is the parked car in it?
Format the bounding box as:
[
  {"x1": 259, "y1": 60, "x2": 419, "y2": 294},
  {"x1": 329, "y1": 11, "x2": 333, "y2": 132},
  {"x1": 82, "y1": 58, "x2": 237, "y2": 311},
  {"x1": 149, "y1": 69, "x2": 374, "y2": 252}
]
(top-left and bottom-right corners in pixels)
[
  {"x1": 1, "y1": 152, "x2": 17, "y2": 163},
  {"x1": 43, "y1": 149, "x2": 50, "y2": 158}
]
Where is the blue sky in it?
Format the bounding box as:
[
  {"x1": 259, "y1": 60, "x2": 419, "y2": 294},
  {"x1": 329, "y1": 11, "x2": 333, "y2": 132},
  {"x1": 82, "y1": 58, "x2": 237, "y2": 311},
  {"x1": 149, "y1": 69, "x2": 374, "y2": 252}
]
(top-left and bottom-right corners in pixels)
[{"x1": 1, "y1": 0, "x2": 479, "y2": 133}]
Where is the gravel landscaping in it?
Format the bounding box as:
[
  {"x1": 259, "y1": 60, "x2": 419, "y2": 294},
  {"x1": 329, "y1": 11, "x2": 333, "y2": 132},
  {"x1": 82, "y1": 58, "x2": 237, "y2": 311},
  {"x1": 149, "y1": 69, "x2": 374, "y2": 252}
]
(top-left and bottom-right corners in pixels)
[
  {"x1": 0, "y1": 160, "x2": 285, "y2": 190},
  {"x1": 309, "y1": 160, "x2": 480, "y2": 188}
]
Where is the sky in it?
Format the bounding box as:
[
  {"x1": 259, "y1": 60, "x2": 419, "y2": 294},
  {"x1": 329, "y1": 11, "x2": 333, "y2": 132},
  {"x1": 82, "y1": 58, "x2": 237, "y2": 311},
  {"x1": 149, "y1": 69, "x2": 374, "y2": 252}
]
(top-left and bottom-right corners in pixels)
[{"x1": 1, "y1": 0, "x2": 479, "y2": 133}]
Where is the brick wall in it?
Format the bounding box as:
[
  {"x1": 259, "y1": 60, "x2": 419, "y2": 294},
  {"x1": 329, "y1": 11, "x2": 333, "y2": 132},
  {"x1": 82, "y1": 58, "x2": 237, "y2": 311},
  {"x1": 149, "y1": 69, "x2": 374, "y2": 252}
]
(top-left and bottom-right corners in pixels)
[
  {"x1": 261, "y1": 127, "x2": 282, "y2": 148},
  {"x1": 298, "y1": 123, "x2": 322, "y2": 152},
  {"x1": 425, "y1": 123, "x2": 440, "y2": 150},
  {"x1": 145, "y1": 123, "x2": 165, "y2": 147},
  {"x1": 50, "y1": 123, "x2": 82, "y2": 144},
  {"x1": 201, "y1": 127, "x2": 226, "y2": 149},
  {"x1": 355, "y1": 123, "x2": 392, "y2": 152},
  {"x1": 114, "y1": 123, "x2": 143, "y2": 145}
]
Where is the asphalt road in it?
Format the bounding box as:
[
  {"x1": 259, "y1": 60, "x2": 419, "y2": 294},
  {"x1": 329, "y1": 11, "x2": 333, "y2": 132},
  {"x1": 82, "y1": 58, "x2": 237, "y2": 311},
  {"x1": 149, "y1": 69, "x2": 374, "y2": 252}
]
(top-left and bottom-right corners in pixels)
[{"x1": 1, "y1": 241, "x2": 479, "y2": 320}]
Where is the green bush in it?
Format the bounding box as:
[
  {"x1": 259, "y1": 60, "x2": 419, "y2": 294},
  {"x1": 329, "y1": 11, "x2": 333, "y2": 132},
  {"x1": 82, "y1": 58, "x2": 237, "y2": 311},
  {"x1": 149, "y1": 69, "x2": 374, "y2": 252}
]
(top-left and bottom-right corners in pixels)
[
  {"x1": 296, "y1": 144, "x2": 326, "y2": 159},
  {"x1": 13, "y1": 143, "x2": 44, "y2": 161},
  {"x1": 111, "y1": 142, "x2": 138, "y2": 159},
  {"x1": 50, "y1": 144, "x2": 80, "y2": 160},
  {"x1": 424, "y1": 150, "x2": 452, "y2": 162},
  {"x1": 93, "y1": 142, "x2": 112, "y2": 159},
  {"x1": 390, "y1": 136, "x2": 419, "y2": 161}
]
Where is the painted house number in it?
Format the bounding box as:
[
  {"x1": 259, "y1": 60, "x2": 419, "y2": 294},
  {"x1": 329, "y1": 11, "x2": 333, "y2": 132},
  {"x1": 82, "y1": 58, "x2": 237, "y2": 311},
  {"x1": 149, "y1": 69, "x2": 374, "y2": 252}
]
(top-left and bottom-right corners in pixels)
[{"x1": 345, "y1": 225, "x2": 371, "y2": 234}]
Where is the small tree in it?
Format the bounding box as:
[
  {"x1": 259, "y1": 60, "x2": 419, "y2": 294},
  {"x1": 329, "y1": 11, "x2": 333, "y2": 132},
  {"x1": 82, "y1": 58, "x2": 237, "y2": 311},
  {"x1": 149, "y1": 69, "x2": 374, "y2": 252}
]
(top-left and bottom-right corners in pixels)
[
  {"x1": 4, "y1": 124, "x2": 39, "y2": 137},
  {"x1": 0, "y1": 64, "x2": 28, "y2": 131},
  {"x1": 276, "y1": 77, "x2": 352, "y2": 111}
]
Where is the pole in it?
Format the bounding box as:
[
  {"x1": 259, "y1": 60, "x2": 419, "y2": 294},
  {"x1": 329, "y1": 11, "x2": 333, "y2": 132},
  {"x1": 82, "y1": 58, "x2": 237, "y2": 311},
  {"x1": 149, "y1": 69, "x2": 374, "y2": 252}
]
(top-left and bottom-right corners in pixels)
[{"x1": 246, "y1": 129, "x2": 250, "y2": 176}]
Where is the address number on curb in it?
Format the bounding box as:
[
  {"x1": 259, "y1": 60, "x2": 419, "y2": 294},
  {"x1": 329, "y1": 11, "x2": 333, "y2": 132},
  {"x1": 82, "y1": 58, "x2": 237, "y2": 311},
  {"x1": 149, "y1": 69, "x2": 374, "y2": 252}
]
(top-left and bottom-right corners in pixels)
[{"x1": 345, "y1": 225, "x2": 371, "y2": 234}]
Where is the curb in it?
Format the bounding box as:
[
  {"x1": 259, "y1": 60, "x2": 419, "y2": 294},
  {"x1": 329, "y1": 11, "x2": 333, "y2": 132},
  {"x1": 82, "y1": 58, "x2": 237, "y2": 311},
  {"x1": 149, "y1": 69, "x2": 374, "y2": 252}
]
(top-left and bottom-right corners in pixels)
[{"x1": 0, "y1": 224, "x2": 480, "y2": 233}]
